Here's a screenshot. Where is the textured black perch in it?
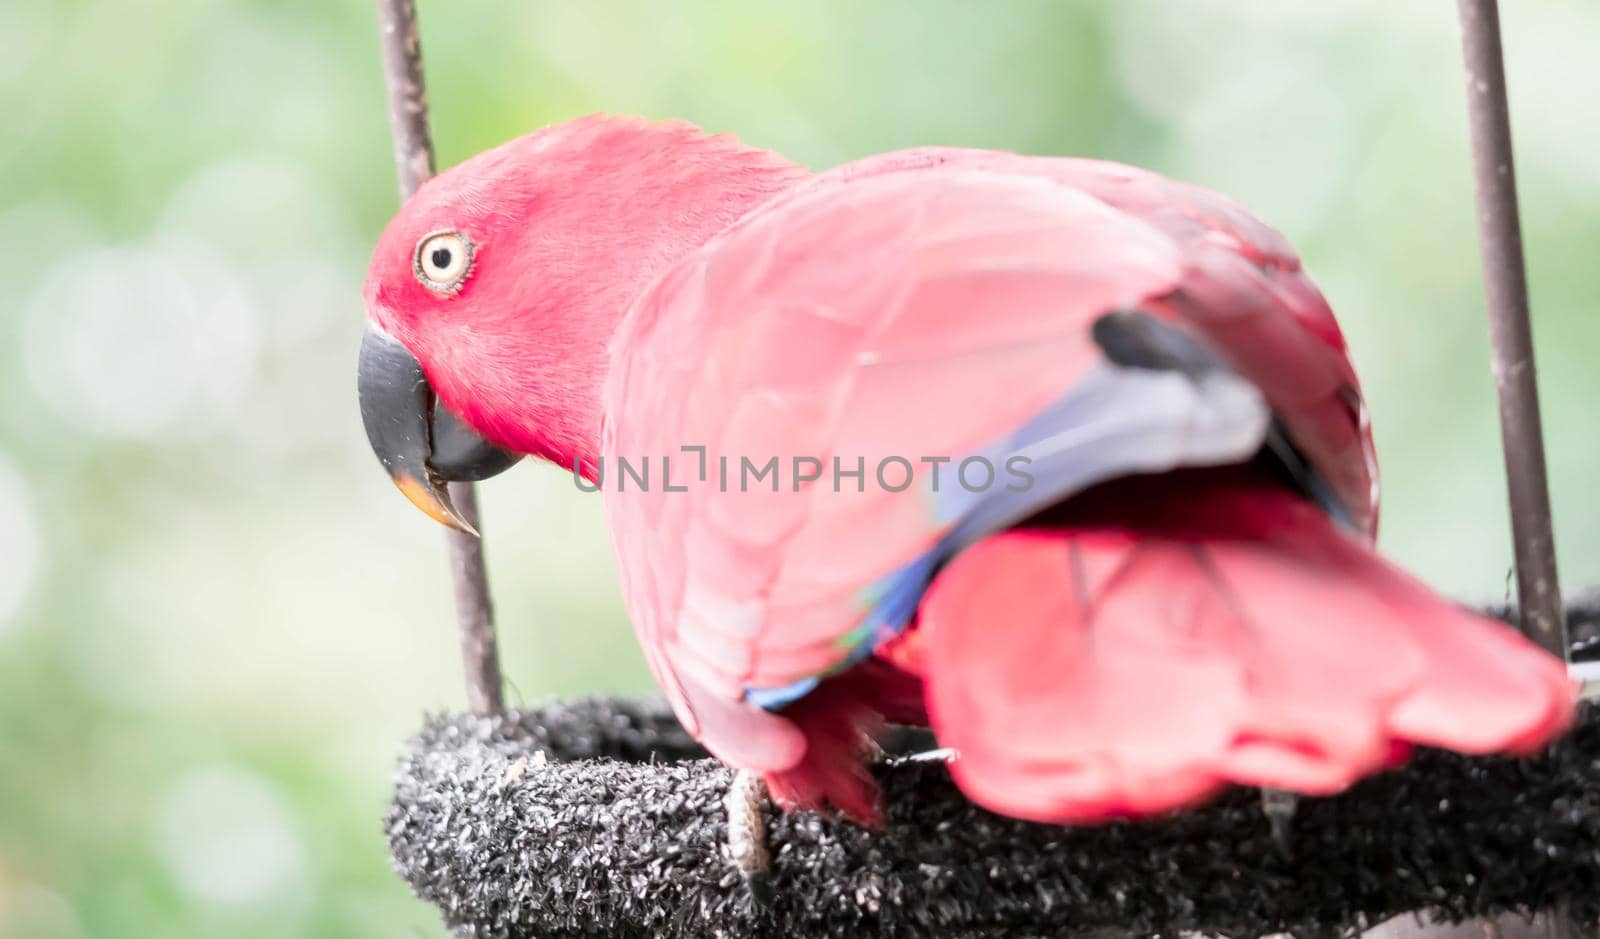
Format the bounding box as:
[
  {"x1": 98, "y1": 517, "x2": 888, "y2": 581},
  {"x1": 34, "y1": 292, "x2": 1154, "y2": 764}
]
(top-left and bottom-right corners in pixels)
[{"x1": 388, "y1": 602, "x2": 1600, "y2": 939}]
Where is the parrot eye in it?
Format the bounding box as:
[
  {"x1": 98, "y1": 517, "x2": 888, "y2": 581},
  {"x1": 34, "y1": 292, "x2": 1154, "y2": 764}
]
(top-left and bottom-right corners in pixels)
[{"x1": 413, "y1": 230, "x2": 475, "y2": 293}]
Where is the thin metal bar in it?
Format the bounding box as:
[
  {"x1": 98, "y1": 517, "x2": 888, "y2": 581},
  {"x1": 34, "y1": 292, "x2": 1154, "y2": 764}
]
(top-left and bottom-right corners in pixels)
[
  {"x1": 375, "y1": 0, "x2": 506, "y2": 717},
  {"x1": 1455, "y1": 0, "x2": 1567, "y2": 660},
  {"x1": 1457, "y1": 4, "x2": 1583, "y2": 938}
]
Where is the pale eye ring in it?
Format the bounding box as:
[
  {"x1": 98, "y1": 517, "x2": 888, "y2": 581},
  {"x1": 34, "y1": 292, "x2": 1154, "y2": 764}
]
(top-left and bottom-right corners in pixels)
[{"x1": 413, "y1": 230, "x2": 475, "y2": 293}]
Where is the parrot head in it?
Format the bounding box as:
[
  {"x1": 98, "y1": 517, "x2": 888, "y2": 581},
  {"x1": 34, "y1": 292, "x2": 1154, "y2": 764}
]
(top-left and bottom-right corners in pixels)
[{"x1": 357, "y1": 116, "x2": 803, "y2": 531}]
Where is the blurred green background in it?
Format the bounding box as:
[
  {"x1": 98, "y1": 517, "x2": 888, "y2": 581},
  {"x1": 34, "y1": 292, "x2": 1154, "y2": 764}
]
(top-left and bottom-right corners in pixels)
[{"x1": 0, "y1": 1, "x2": 1595, "y2": 936}]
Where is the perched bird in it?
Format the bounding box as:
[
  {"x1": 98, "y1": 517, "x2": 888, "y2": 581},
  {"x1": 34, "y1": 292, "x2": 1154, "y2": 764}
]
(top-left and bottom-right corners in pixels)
[{"x1": 358, "y1": 115, "x2": 1574, "y2": 827}]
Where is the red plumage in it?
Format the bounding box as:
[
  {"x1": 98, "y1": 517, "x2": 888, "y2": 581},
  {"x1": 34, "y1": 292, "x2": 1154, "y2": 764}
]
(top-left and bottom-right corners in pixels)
[
  {"x1": 363, "y1": 116, "x2": 1576, "y2": 827},
  {"x1": 908, "y1": 467, "x2": 1571, "y2": 823}
]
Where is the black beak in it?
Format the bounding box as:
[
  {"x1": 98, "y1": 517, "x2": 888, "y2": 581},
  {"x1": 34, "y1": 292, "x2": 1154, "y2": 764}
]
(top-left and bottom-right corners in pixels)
[{"x1": 357, "y1": 324, "x2": 521, "y2": 535}]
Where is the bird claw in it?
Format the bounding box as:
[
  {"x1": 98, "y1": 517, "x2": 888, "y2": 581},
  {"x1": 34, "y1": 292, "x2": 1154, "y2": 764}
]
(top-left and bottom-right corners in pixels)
[
  {"x1": 724, "y1": 769, "x2": 773, "y2": 905},
  {"x1": 1261, "y1": 787, "x2": 1298, "y2": 855}
]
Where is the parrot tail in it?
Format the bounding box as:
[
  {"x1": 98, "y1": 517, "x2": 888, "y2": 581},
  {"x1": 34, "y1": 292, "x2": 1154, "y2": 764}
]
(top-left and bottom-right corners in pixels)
[{"x1": 908, "y1": 466, "x2": 1576, "y2": 824}]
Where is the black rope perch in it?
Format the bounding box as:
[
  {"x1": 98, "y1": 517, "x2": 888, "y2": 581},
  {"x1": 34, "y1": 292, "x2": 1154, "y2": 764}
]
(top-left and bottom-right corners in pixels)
[{"x1": 387, "y1": 599, "x2": 1600, "y2": 939}]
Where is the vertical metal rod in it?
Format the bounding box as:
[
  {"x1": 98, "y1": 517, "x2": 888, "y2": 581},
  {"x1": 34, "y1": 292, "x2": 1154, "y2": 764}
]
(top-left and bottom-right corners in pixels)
[
  {"x1": 1457, "y1": 4, "x2": 1582, "y2": 937},
  {"x1": 1455, "y1": 0, "x2": 1567, "y2": 660},
  {"x1": 375, "y1": 0, "x2": 506, "y2": 716}
]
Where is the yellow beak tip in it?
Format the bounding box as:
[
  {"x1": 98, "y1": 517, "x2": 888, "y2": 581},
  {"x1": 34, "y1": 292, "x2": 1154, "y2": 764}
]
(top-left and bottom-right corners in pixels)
[{"x1": 392, "y1": 473, "x2": 480, "y2": 537}]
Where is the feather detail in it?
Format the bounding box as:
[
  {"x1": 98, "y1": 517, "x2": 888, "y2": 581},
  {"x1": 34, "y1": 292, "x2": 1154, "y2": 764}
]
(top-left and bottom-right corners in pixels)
[{"x1": 911, "y1": 468, "x2": 1575, "y2": 823}]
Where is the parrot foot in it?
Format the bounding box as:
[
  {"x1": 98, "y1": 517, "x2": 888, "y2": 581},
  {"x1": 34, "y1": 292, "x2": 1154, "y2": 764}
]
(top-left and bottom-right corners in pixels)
[
  {"x1": 1261, "y1": 787, "x2": 1298, "y2": 854},
  {"x1": 724, "y1": 769, "x2": 773, "y2": 905}
]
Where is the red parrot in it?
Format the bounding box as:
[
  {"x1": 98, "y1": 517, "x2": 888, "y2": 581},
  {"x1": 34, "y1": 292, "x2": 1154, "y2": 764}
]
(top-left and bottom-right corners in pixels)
[{"x1": 358, "y1": 116, "x2": 1574, "y2": 825}]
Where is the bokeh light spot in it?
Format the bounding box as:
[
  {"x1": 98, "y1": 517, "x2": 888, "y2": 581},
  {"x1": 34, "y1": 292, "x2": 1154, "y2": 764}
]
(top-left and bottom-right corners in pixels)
[
  {"x1": 0, "y1": 454, "x2": 40, "y2": 635},
  {"x1": 154, "y1": 766, "x2": 310, "y2": 912},
  {"x1": 22, "y1": 242, "x2": 260, "y2": 439}
]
